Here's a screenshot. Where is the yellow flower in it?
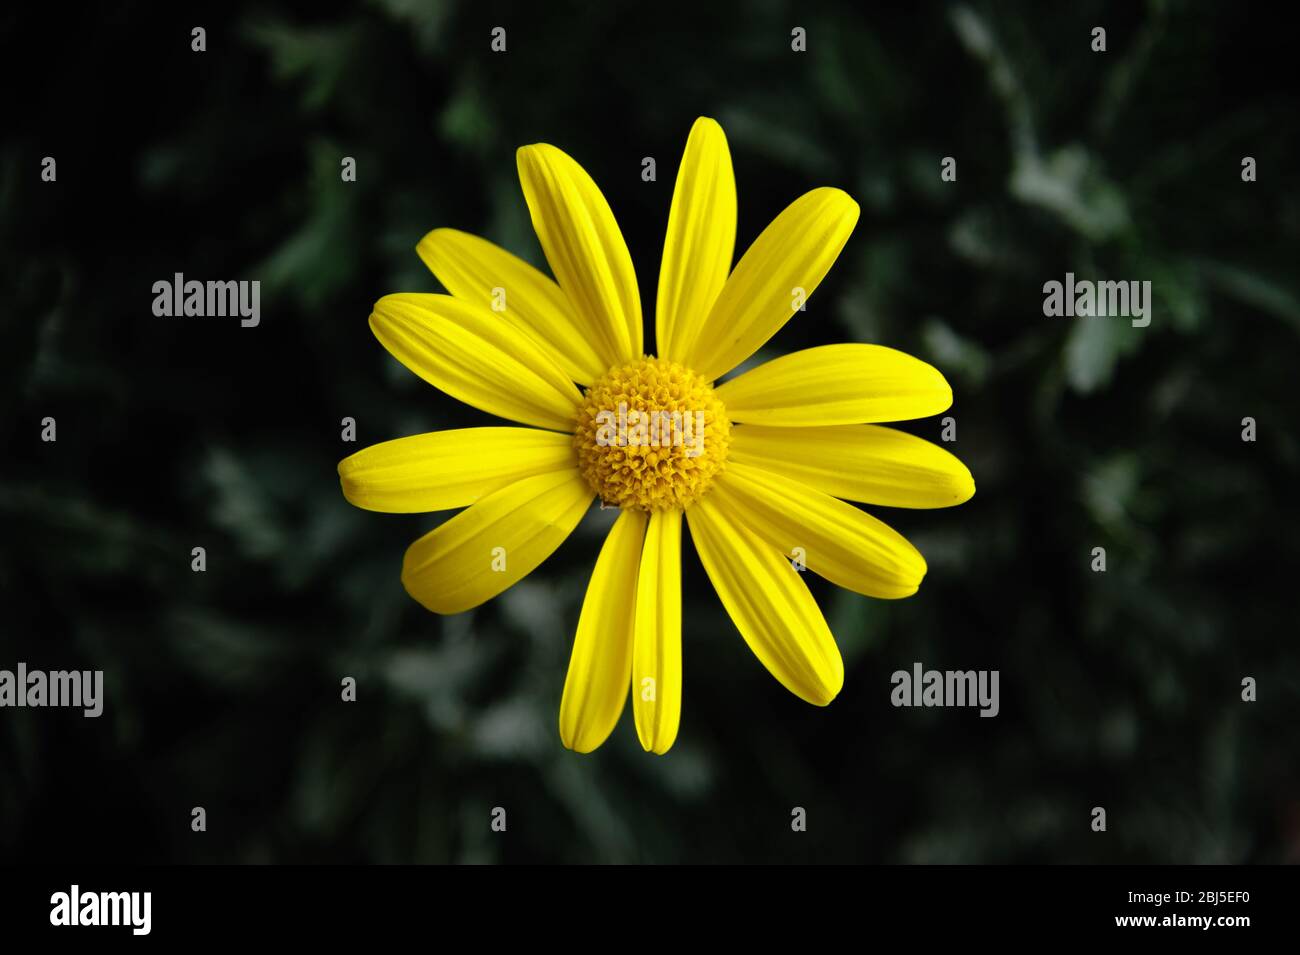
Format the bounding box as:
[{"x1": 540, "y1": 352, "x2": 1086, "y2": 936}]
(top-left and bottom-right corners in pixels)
[{"x1": 339, "y1": 117, "x2": 974, "y2": 755}]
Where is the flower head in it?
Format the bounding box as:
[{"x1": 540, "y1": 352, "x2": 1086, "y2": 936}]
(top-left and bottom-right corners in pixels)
[{"x1": 339, "y1": 117, "x2": 974, "y2": 754}]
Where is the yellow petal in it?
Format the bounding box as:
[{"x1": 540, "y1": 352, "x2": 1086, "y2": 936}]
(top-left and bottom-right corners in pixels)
[
  {"x1": 517, "y1": 143, "x2": 642, "y2": 366},
  {"x1": 730, "y1": 424, "x2": 975, "y2": 509},
  {"x1": 632, "y1": 508, "x2": 683, "y2": 754},
  {"x1": 402, "y1": 470, "x2": 592, "y2": 614},
  {"x1": 712, "y1": 463, "x2": 927, "y2": 599},
  {"x1": 656, "y1": 117, "x2": 736, "y2": 363},
  {"x1": 369, "y1": 293, "x2": 582, "y2": 432},
  {"x1": 560, "y1": 509, "x2": 647, "y2": 753},
  {"x1": 686, "y1": 187, "x2": 859, "y2": 380},
  {"x1": 338, "y1": 427, "x2": 578, "y2": 514},
  {"x1": 715, "y1": 343, "x2": 953, "y2": 426},
  {"x1": 686, "y1": 495, "x2": 843, "y2": 705},
  {"x1": 416, "y1": 228, "x2": 607, "y2": 384}
]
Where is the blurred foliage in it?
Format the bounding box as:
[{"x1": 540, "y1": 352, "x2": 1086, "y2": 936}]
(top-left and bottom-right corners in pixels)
[{"x1": 2, "y1": 0, "x2": 1298, "y2": 863}]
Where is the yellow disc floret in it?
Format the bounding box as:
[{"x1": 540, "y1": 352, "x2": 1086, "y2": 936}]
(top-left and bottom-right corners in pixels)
[{"x1": 574, "y1": 356, "x2": 731, "y2": 512}]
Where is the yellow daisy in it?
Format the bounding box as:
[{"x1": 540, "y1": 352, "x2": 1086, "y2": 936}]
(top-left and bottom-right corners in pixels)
[{"x1": 339, "y1": 116, "x2": 974, "y2": 755}]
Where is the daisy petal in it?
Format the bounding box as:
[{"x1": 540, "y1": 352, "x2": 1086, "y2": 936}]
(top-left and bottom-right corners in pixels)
[
  {"x1": 338, "y1": 427, "x2": 578, "y2": 514},
  {"x1": 715, "y1": 343, "x2": 952, "y2": 426},
  {"x1": 686, "y1": 495, "x2": 843, "y2": 706},
  {"x1": 402, "y1": 470, "x2": 592, "y2": 615},
  {"x1": 560, "y1": 509, "x2": 647, "y2": 753},
  {"x1": 713, "y1": 463, "x2": 927, "y2": 599},
  {"x1": 656, "y1": 117, "x2": 736, "y2": 363},
  {"x1": 730, "y1": 424, "x2": 975, "y2": 509},
  {"x1": 416, "y1": 228, "x2": 607, "y2": 383},
  {"x1": 687, "y1": 187, "x2": 859, "y2": 380},
  {"x1": 369, "y1": 293, "x2": 582, "y2": 432},
  {"x1": 517, "y1": 143, "x2": 642, "y2": 366},
  {"x1": 632, "y1": 508, "x2": 683, "y2": 754}
]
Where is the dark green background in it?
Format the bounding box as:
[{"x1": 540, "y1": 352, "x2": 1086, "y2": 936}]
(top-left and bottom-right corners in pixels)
[{"x1": 2, "y1": 0, "x2": 1297, "y2": 864}]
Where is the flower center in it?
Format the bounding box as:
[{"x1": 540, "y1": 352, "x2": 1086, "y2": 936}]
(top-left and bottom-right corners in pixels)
[{"x1": 574, "y1": 356, "x2": 731, "y2": 512}]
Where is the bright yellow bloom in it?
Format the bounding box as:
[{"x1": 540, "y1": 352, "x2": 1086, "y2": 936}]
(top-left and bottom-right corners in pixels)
[{"x1": 339, "y1": 117, "x2": 974, "y2": 755}]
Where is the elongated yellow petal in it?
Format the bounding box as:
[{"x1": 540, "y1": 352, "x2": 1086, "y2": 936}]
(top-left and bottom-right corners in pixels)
[
  {"x1": 715, "y1": 343, "x2": 952, "y2": 426},
  {"x1": 402, "y1": 470, "x2": 592, "y2": 614},
  {"x1": 416, "y1": 228, "x2": 607, "y2": 383},
  {"x1": 369, "y1": 293, "x2": 582, "y2": 432},
  {"x1": 686, "y1": 495, "x2": 843, "y2": 706},
  {"x1": 712, "y1": 463, "x2": 927, "y2": 599},
  {"x1": 338, "y1": 427, "x2": 578, "y2": 514},
  {"x1": 517, "y1": 143, "x2": 642, "y2": 366},
  {"x1": 657, "y1": 117, "x2": 736, "y2": 363},
  {"x1": 560, "y1": 509, "x2": 647, "y2": 753},
  {"x1": 687, "y1": 187, "x2": 859, "y2": 380},
  {"x1": 632, "y1": 508, "x2": 683, "y2": 754},
  {"x1": 730, "y1": 424, "x2": 974, "y2": 509}
]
